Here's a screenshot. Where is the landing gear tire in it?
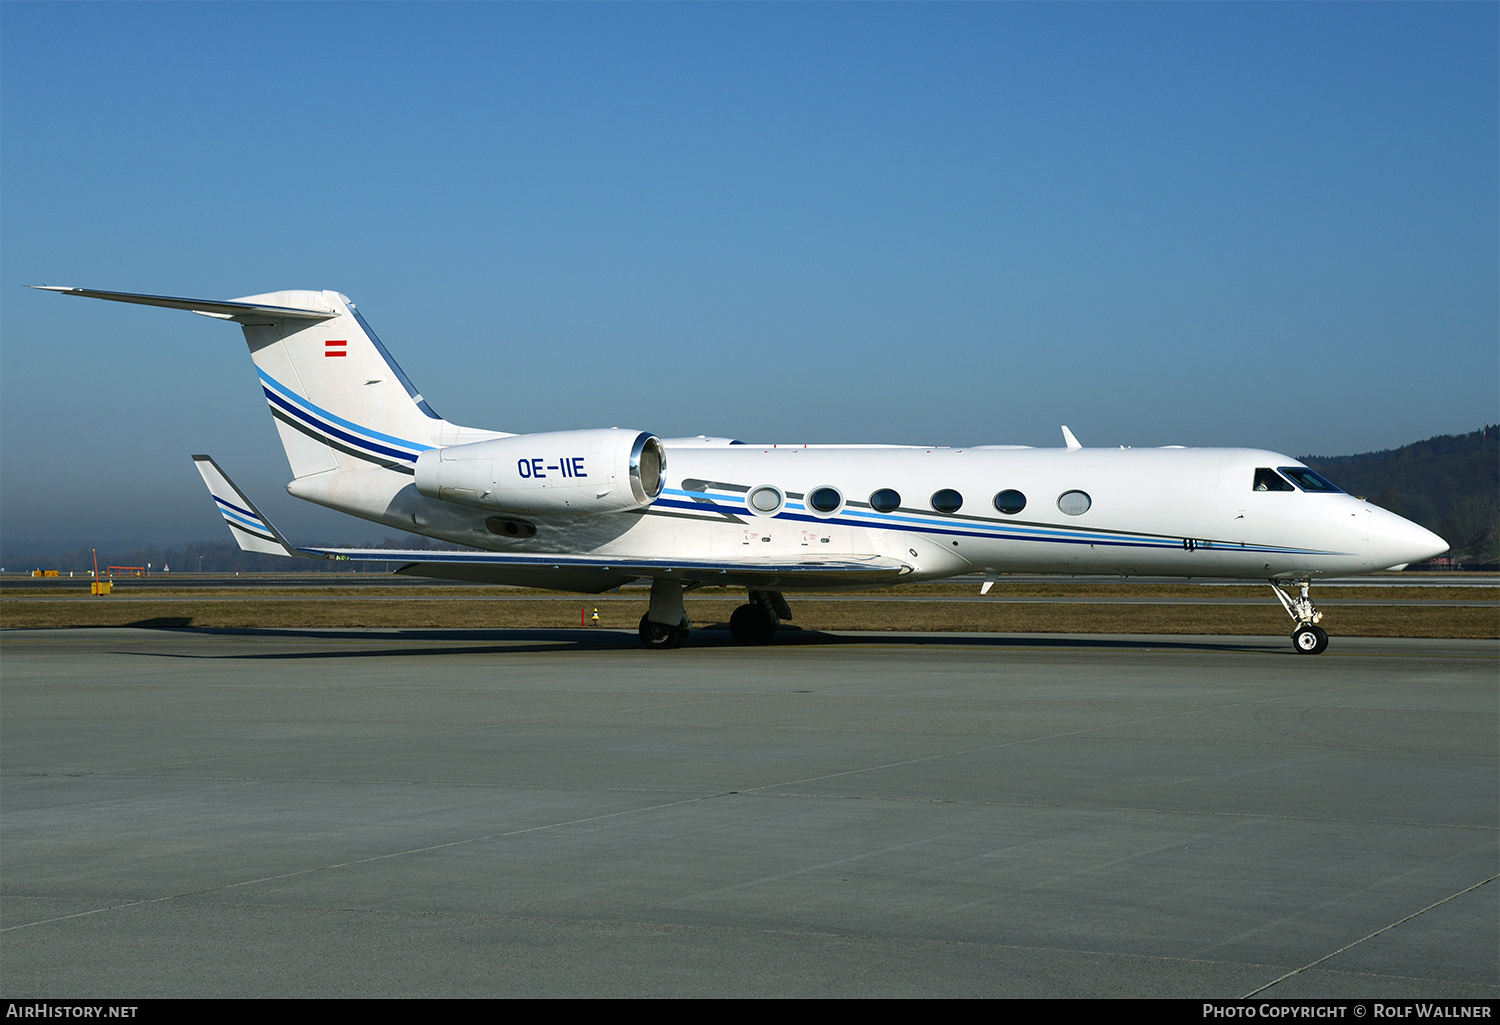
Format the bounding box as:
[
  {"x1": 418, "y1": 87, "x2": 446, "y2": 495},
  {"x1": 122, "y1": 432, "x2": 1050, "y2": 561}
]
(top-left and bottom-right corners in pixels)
[
  {"x1": 729, "y1": 603, "x2": 778, "y2": 645},
  {"x1": 1273, "y1": 580, "x2": 1329, "y2": 655},
  {"x1": 1292, "y1": 625, "x2": 1329, "y2": 655},
  {"x1": 639, "y1": 614, "x2": 688, "y2": 650}
]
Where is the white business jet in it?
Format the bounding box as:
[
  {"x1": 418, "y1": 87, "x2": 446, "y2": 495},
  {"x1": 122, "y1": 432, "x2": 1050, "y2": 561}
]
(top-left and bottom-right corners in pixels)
[{"x1": 36, "y1": 286, "x2": 1448, "y2": 652}]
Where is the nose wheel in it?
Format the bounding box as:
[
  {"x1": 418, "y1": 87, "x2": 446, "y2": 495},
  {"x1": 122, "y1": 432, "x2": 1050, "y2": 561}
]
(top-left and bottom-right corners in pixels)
[
  {"x1": 1271, "y1": 579, "x2": 1330, "y2": 654},
  {"x1": 1292, "y1": 624, "x2": 1329, "y2": 655}
]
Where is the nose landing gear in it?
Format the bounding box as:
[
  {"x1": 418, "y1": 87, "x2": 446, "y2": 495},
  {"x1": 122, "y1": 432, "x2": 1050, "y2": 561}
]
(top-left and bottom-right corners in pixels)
[{"x1": 1271, "y1": 579, "x2": 1329, "y2": 654}]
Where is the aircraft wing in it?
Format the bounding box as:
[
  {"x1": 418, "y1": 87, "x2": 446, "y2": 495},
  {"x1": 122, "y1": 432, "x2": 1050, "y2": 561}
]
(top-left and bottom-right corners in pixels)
[
  {"x1": 193, "y1": 455, "x2": 912, "y2": 589},
  {"x1": 316, "y1": 546, "x2": 912, "y2": 587},
  {"x1": 193, "y1": 455, "x2": 307, "y2": 557}
]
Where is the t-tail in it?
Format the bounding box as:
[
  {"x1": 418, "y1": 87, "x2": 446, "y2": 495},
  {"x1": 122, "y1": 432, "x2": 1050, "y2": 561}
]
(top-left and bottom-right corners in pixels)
[
  {"x1": 32, "y1": 286, "x2": 453, "y2": 479},
  {"x1": 236, "y1": 289, "x2": 450, "y2": 478}
]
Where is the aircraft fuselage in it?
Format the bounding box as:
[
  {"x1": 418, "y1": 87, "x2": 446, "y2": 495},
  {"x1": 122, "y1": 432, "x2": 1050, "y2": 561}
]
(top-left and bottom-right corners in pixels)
[{"x1": 285, "y1": 441, "x2": 1439, "y2": 586}]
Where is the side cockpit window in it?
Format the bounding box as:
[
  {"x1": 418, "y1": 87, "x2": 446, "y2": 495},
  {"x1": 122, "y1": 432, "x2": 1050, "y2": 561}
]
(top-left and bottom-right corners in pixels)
[
  {"x1": 1254, "y1": 468, "x2": 1295, "y2": 492},
  {"x1": 1279, "y1": 467, "x2": 1343, "y2": 493}
]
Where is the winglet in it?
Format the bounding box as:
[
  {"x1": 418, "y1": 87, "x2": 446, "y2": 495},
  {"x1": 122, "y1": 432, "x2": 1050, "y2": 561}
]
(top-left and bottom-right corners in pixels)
[
  {"x1": 1061, "y1": 425, "x2": 1082, "y2": 450},
  {"x1": 191, "y1": 456, "x2": 309, "y2": 558}
]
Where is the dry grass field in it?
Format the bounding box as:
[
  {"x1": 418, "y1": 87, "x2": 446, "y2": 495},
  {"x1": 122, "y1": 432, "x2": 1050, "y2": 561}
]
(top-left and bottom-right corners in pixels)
[{"x1": 3, "y1": 580, "x2": 1495, "y2": 637}]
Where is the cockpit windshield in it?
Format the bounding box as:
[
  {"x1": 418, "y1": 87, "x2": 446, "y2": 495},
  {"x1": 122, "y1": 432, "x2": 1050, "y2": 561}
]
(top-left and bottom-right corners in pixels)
[
  {"x1": 1253, "y1": 468, "x2": 1295, "y2": 492},
  {"x1": 1278, "y1": 467, "x2": 1343, "y2": 493}
]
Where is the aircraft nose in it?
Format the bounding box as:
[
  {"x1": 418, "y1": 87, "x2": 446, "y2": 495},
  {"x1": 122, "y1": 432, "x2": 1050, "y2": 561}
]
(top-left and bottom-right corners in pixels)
[{"x1": 1367, "y1": 506, "x2": 1448, "y2": 569}]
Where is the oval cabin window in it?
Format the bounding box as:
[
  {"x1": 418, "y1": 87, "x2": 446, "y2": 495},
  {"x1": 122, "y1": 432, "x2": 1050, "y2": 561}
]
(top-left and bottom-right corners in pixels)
[
  {"x1": 930, "y1": 489, "x2": 963, "y2": 514},
  {"x1": 1057, "y1": 490, "x2": 1091, "y2": 516},
  {"x1": 808, "y1": 487, "x2": 842, "y2": 514},
  {"x1": 748, "y1": 486, "x2": 783, "y2": 514}
]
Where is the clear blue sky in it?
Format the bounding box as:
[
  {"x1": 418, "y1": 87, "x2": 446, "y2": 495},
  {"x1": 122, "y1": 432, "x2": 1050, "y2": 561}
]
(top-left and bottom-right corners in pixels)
[{"x1": 3, "y1": 2, "x2": 1496, "y2": 547}]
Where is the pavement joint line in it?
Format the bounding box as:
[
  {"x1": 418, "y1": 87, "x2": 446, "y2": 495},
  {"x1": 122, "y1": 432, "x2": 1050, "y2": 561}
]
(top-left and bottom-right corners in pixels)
[
  {"x1": 666, "y1": 832, "x2": 953, "y2": 905},
  {"x1": 1209, "y1": 841, "x2": 1500, "y2": 957},
  {"x1": 7, "y1": 886, "x2": 1486, "y2": 993},
  {"x1": 17, "y1": 890, "x2": 1464, "y2": 986},
  {"x1": 0, "y1": 791, "x2": 732, "y2": 935},
  {"x1": 739, "y1": 703, "x2": 1248, "y2": 795},
  {"x1": 1, "y1": 691, "x2": 733, "y2": 777},
  {"x1": 1240, "y1": 872, "x2": 1500, "y2": 998}
]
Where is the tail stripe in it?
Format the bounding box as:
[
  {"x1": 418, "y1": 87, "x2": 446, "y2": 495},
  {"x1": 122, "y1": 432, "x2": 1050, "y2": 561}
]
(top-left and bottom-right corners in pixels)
[
  {"x1": 262, "y1": 386, "x2": 421, "y2": 463},
  {"x1": 257, "y1": 368, "x2": 433, "y2": 465},
  {"x1": 268, "y1": 407, "x2": 417, "y2": 475}
]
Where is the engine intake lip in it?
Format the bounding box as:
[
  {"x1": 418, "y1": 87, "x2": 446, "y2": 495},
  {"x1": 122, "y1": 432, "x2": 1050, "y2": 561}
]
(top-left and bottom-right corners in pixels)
[{"x1": 629, "y1": 433, "x2": 665, "y2": 504}]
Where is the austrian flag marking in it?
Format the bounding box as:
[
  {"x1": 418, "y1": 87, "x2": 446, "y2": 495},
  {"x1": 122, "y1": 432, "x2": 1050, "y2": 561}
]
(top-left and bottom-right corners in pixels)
[{"x1": 325, "y1": 339, "x2": 347, "y2": 357}]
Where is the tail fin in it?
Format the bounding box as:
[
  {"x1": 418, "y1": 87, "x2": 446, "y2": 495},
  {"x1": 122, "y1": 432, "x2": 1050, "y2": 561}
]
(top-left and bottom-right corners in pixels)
[
  {"x1": 236, "y1": 290, "x2": 443, "y2": 478},
  {"x1": 35, "y1": 286, "x2": 447, "y2": 479}
]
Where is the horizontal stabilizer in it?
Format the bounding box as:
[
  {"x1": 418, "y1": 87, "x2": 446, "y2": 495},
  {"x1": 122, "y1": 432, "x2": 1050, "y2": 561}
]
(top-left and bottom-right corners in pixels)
[
  {"x1": 31, "y1": 286, "x2": 336, "y2": 322},
  {"x1": 191, "y1": 456, "x2": 308, "y2": 558}
]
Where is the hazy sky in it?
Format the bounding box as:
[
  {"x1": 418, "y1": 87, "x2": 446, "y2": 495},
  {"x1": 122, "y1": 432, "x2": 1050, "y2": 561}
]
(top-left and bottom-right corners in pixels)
[{"x1": 3, "y1": 2, "x2": 1496, "y2": 547}]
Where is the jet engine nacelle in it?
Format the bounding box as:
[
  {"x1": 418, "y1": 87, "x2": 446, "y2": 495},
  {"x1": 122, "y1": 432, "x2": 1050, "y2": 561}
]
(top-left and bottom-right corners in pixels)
[{"x1": 414, "y1": 429, "x2": 665, "y2": 515}]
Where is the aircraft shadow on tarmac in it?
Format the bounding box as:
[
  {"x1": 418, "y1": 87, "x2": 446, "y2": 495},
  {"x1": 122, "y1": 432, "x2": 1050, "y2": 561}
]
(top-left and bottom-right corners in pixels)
[{"x1": 113, "y1": 619, "x2": 1289, "y2": 659}]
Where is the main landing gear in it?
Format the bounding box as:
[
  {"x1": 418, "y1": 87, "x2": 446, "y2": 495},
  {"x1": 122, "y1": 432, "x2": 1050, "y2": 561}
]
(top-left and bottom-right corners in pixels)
[
  {"x1": 638, "y1": 615, "x2": 688, "y2": 649},
  {"x1": 1270, "y1": 579, "x2": 1329, "y2": 655},
  {"x1": 638, "y1": 577, "x2": 690, "y2": 649},
  {"x1": 729, "y1": 590, "x2": 791, "y2": 645},
  {"x1": 729, "y1": 604, "x2": 776, "y2": 645},
  {"x1": 636, "y1": 582, "x2": 793, "y2": 649}
]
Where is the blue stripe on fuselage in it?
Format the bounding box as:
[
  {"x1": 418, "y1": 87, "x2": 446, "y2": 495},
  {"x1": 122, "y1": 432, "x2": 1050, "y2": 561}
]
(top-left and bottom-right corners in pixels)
[{"x1": 653, "y1": 490, "x2": 1336, "y2": 557}]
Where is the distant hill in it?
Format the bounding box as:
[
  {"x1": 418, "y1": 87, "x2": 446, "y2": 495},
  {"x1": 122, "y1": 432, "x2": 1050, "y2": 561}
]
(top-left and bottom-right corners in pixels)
[{"x1": 1301, "y1": 425, "x2": 1498, "y2": 564}]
